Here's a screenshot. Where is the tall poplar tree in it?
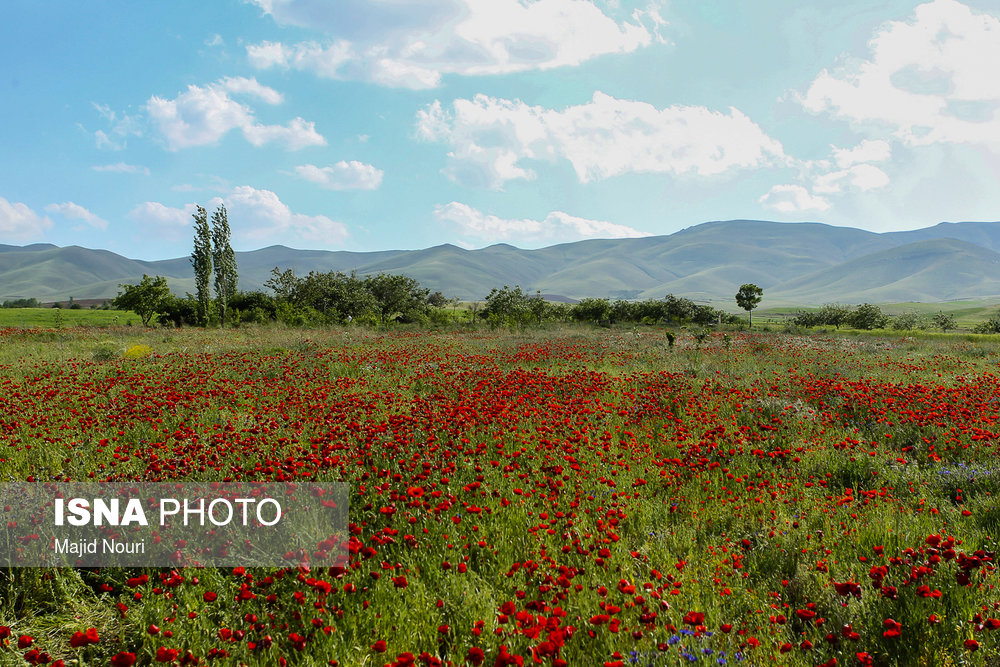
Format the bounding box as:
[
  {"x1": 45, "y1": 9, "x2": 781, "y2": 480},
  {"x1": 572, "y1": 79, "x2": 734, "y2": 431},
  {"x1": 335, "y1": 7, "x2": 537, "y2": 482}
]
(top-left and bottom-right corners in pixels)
[
  {"x1": 190, "y1": 205, "x2": 212, "y2": 326},
  {"x1": 211, "y1": 204, "x2": 238, "y2": 327}
]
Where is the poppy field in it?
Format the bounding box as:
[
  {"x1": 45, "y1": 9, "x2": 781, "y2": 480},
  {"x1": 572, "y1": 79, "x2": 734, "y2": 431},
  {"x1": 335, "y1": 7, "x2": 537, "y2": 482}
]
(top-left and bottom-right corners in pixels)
[{"x1": 1, "y1": 326, "x2": 1000, "y2": 666}]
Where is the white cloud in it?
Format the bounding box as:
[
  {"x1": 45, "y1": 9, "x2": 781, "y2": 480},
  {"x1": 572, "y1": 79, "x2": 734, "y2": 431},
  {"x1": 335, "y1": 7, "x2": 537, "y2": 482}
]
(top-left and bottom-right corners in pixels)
[
  {"x1": 758, "y1": 185, "x2": 831, "y2": 213},
  {"x1": 205, "y1": 33, "x2": 224, "y2": 47},
  {"x1": 434, "y1": 201, "x2": 648, "y2": 243},
  {"x1": 246, "y1": 0, "x2": 663, "y2": 88},
  {"x1": 45, "y1": 202, "x2": 109, "y2": 230},
  {"x1": 92, "y1": 162, "x2": 150, "y2": 175},
  {"x1": 241, "y1": 117, "x2": 326, "y2": 149},
  {"x1": 227, "y1": 185, "x2": 349, "y2": 243},
  {"x1": 761, "y1": 138, "x2": 893, "y2": 213},
  {"x1": 129, "y1": 201, "x2": 197, "y2": 228},
  {"x1": 217, "y1": 76, "x2": 284, "y2": 104},
  {"x1": 146, "y1": 76, "x2": 325, "y2": 150},
  {"x1": 129, "y1": 187, "x2": 347, "y2": 245},
  {"x1": 831, "y1": 139, "x2": 891, "y2": 168},
  {"x1": 294, "y1": 161, "x2": 384, "y2": 190},
  {"x1": 92, "y1": 103, "x2": 142, "y2": 150},
  {"x1": 813, "y1": 163, "x2": 890, "y2": 194},
  {"x1": 417, "y1": 92, "x2": 785, "y2": 188},
  {"x1": 0, "y1": 197, "x2": 53, "y2": 240},
  {"x1": 800, "y1": 0, "x2": 1000, "y2": 147}
]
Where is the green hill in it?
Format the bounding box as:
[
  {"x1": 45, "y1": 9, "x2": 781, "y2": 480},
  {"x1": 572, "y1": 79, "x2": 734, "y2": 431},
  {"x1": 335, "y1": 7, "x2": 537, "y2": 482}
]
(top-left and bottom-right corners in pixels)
[{"x1": 3, "y1": 220, "x2": 1000, "y2": 305}]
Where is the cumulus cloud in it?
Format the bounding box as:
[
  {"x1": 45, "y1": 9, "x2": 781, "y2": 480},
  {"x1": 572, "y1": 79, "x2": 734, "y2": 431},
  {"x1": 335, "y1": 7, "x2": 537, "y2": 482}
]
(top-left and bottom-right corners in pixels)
[
  {"x1": 45, "y1": 202, "x2": 109, "y2": 230},
  {"x1": 758, "y1": 185, "x2": 831, "y2": 213},
  {"x1": 811, "y1": 139, "x2": 892, "y2": 194},
  {"x1": 830, "y1": 139, "x2": 892, "y2": 168},
  {"x1": 146, "y1": 76, "x2": 325, "y2": 150},
  {"x1": 227, "y1": 185, "x2": 349, "y2": 243},
  {"x1": 129, "y1": 201, "x2": 198, "y2": 229},
  {"x1": 130, "y1": 187, "x2": 348, "y2": 245},
  {"x1": 434, "y1": 201, "x2": 648, "y2": 243},
  {"x1": 0, "y1": 197, "x2": 53, "y2": 240},
  {"x1": 92, "y1": 162, "x2": 150, "y2": 175},
  {"x1": 294, "y1": 161, "x2": 384, "y2": 190},
  {"x1": 417, "y1": 92, "x2": 785, "y2": 188},
  {"x1": 800, "y1": 0, "x2": 1000, "y2": 147},
  {"x1": 760, "y1": 138, "x2": 892, "y2": 213},
  {"x1": 246, "y1": 0, "x2": 664, "y2": 88}
]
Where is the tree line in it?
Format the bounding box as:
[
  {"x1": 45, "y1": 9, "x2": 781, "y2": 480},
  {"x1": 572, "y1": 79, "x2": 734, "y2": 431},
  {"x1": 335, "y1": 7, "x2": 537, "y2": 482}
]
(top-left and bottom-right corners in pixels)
[
  {"x1": 791, "y1": 303, "x2": 957, "y2": 332},
  {"x1": 478, "y1": 286, "x2": 740, "y2": 328}
]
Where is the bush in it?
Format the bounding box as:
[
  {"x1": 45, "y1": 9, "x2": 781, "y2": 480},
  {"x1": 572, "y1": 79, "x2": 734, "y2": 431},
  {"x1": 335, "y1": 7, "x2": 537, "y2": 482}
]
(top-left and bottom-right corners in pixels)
[
  {"x1": 124, "y1": 344, "x2": 152, "y2": 359},
  {"x1": 92, "y1": 344, "x2": 119, "y2": 362}
]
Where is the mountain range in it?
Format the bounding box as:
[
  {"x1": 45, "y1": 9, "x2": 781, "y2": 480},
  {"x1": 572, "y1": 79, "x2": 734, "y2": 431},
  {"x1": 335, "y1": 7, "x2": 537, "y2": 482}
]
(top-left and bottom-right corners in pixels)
[{"x1": 3, "y1": 219, "x2": 1000, "y2": 307}]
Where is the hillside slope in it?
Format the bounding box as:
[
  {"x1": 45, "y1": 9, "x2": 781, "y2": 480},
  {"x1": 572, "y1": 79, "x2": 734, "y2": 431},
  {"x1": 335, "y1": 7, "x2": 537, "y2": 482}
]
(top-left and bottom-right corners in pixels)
[{"x1": 3, "y1": 220, "x2": 1000, "y2": 305}]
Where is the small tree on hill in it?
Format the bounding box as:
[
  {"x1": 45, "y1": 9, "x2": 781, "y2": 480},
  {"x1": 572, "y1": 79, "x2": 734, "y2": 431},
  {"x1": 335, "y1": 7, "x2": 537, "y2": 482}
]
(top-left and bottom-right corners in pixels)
[
  {"x1": 932, "y1": 311, "x2": 956, "y2": 333},
  {"x1": 112, "y1": 275, "x2": 171, "y2": 327},
  {"x1": 848, "y1": 303, "x2": 889, "y2": 330},
  {"x1": 818, "y1": 304, "x2": 851, "y2": 329},
  {"x1": 735, "y1": 284, "x2": 763, "y2": 327}
]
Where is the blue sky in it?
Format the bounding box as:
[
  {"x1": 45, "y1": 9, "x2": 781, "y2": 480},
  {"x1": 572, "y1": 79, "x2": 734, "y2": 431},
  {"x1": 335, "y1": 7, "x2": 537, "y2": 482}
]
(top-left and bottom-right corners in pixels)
[{"x1": 2, "y1": 0, "x2": 999, "y2": 259}]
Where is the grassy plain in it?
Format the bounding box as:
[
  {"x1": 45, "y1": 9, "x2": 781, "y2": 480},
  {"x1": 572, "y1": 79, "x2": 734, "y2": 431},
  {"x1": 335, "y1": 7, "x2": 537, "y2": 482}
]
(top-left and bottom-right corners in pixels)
[
  {"x1": 0, "y1": 308, "x2": 132, "y2": 328},
  {"x1": 0, "y1": 325, "x2": 999, "y2": 665}
]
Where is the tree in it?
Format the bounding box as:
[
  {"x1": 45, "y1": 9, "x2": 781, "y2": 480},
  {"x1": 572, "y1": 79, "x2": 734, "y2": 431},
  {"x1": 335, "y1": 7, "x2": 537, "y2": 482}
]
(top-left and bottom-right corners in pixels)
[
  {"x1": 572, "y1": 298, "x2": 612, "y2": 323},
  {"x1": 735, "y1": 284, "x2": 763, "y2": 327},
  {"x1": 112, "y1": 275, "x2": 171, "y2": 327},
  {"x1": 264, "y1": 267, "x2": 300, "y2": 302},
  {"x1": 817, "y1": 304, "x2": 851, "y2": 329},
  {"x1": 528, "y1": 291, "x2": 548, "y2": 324},
  {"x1": 892, "y1": 312, "x2": 922, "y2": 331},
  {"x1": 932, "y1": 311, "x2": 956, "y2": 333},
  {"x1": 483, "y1": 285, "x2": 530, "y2": 328},
  {"x1": 848, "y1": 303, "x2": 889, "y2": 330},
  {"x1": 973, "y1": 314, "x2": 1000, "y2": 334},
  {"x1": 364, "y1": 273, "x2": 431, "y2": 325},
  {"x1": 190, "y1": 205, "x2": 212, "y2": 326},
  {"x1": 211, "y1": 205, "x2": 238, "y2": 327},
  {"x1": 663, "y1": 294, "x2": 697, "y2": 323}
]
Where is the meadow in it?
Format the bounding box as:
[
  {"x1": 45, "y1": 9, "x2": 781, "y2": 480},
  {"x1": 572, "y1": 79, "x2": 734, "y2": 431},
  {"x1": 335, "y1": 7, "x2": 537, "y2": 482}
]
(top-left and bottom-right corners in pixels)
[
  {"x1": 0, "y1": 308, "x2": 132, "y2": 329},
  {"x1": 1, "y1": 325, "x2": 999, "y2": 666}
]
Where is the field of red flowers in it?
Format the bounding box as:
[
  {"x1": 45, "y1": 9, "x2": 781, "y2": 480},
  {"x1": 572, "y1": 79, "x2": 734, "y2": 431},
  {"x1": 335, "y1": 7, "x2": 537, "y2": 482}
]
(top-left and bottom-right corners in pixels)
[{"x1": 1, "y1": 326, "x2": 1000, "y2": 666}]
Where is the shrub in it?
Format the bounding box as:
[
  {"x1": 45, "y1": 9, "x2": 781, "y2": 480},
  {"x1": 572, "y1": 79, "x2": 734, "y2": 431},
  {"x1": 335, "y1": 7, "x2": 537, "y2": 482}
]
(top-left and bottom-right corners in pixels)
[
  {"x1": 973, "y1": 314, "x2": 1000, "y2": 334},
  {"x1": 124, "y1": 344, "x2": 152, "y2": 359},
  {"x1": 92, "y1": 344, "x2": 119, "y2": 362}
]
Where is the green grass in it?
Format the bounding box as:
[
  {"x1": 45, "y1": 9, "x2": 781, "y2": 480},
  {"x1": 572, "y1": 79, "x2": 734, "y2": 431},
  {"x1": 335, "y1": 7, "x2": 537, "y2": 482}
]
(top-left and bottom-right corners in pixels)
[
  {"x1": 0, "y1": 307, "x2": 134, "y2": 327},
  {"x1": 753, "y1": 299, "x2": 1000, "y2": 331}
]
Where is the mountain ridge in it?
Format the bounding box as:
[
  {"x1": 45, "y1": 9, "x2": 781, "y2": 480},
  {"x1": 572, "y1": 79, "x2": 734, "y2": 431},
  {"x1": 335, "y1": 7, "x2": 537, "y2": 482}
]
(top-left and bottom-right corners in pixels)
[{"x1": 3, "y1": 219, "x2": 1000, "y2": 306}]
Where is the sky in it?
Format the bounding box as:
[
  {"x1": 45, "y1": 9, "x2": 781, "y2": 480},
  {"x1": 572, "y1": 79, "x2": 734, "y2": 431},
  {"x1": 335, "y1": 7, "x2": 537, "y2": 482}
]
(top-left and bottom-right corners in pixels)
[{"x1": 1, "y1": 0, "x2": 999, "y2": 260}]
